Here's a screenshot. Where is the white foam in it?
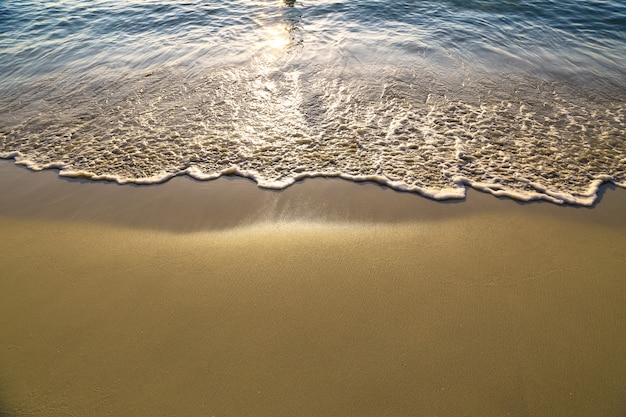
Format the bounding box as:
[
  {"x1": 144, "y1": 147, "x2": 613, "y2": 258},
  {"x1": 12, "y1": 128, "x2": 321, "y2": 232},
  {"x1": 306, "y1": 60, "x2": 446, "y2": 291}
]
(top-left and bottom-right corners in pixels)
[
  {"x1": 1, "y1": 61, "x2": 624, "y2": 207},
  {"x1": 2, "y1": 151, "x2": 625, "y2": 207}
]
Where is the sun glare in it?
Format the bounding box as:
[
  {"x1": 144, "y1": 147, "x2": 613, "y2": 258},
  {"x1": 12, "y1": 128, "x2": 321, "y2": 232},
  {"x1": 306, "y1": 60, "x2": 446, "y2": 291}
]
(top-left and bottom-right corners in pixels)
[{"x1": 264, "y1": 25, "x2": 290, "y2": 50}]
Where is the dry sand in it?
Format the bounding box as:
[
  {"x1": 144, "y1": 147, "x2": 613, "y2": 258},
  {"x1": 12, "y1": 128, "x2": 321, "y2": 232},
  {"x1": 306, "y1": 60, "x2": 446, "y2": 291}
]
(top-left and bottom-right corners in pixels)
[{"x1": 1, "y1": 160, "x2": 625, "y2": 417}]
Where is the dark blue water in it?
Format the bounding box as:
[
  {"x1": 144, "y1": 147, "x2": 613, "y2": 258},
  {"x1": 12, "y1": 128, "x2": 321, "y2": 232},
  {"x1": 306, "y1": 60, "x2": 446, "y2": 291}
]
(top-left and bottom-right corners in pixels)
[{"x1": 1, "y1": 0, "x2": 625, "y2": 204}]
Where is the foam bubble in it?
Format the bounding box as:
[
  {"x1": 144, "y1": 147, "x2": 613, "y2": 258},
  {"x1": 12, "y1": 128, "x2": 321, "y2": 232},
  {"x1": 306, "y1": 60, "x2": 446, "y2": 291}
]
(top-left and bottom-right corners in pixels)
[{"x1": 1, "y1": 61, "x2": 624, "y2": 206}]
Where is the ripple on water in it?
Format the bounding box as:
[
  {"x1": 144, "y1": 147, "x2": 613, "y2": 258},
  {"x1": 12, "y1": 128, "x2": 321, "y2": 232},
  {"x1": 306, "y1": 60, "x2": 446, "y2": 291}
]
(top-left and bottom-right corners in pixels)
[{"x1": 0, "y1": 0, "x2": 624, "y2": 205}]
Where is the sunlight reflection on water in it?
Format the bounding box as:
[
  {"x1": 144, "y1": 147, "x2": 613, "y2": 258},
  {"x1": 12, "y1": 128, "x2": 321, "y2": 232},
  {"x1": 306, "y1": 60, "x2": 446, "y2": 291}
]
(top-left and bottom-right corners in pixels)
[{"x1": 0, "y1": 0, "x2": 624, "y2": 205}]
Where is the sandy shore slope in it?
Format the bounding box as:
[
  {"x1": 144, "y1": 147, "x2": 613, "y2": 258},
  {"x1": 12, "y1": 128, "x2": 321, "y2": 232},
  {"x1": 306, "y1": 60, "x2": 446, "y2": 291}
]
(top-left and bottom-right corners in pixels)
[{"x1": 1, "y1": 161, "x2": 625, "y2": 417}]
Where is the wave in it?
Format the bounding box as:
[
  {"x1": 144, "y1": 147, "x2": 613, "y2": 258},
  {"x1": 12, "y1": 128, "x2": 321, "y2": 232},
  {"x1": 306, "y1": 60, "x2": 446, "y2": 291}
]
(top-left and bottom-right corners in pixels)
[
  {"x1": 1, "y1": 0, "x2": 624, "y2": 206},
  {"x1": 2, "y1": 63, "x2": 624, "y2": 206}
]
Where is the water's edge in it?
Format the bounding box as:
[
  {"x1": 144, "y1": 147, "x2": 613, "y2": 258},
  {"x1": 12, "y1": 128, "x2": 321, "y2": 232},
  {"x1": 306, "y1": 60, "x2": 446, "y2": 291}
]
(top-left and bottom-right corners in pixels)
[{"x1": 2, "y1": 153, "x2": 624, "y2": 207}]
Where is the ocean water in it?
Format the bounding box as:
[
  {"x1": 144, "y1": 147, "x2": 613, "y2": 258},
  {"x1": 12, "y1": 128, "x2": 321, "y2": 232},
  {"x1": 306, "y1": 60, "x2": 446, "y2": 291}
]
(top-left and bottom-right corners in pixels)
[{"x1": 0, "y1": 0, "x2": 624, "y2": 205}]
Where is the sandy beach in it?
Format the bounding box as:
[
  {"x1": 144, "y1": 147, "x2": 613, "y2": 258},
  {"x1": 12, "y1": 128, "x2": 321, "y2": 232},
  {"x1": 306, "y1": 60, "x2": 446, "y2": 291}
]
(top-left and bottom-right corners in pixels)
[{"x1": 1, "y1": 160, "x2": 625, "y2": 417}]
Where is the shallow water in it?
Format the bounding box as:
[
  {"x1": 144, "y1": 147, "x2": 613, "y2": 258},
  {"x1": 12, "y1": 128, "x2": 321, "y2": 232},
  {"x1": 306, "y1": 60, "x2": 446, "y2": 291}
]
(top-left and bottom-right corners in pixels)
[{"x1": 1, "y1": 0, "x2": 624, "y2": 204}]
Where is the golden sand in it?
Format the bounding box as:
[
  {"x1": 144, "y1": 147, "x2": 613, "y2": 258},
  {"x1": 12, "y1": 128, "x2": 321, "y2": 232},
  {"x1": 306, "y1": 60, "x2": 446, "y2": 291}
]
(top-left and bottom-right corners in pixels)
[{"x1": 1, "y1": 162, "x2": 625, "y2": 416}]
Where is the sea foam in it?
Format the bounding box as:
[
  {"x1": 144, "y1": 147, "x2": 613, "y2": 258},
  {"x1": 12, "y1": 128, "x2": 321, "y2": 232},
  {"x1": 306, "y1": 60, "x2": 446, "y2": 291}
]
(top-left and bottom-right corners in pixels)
[{"x1": 1, "y1": 0, "x2": 624, "y2": 206}]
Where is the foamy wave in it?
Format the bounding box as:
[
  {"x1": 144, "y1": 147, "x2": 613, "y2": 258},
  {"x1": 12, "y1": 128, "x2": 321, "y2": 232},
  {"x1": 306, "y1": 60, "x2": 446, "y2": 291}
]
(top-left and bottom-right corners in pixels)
[
  {"x1": 2, "y1": 150, "x2": 622, "y2": 206},
  {"x1": 2, "y1": 0, "x2": 625, "y2": 207},
  {"x1": 1, "y1": 64, "x2": 624, "y2": 207}
]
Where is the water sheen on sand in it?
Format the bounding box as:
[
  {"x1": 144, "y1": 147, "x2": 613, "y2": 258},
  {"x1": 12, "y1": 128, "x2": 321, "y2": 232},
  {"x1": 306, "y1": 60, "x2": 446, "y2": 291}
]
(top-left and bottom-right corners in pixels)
[{"x1": 0, "y1": 0, "x2": 624, "y2": 204}]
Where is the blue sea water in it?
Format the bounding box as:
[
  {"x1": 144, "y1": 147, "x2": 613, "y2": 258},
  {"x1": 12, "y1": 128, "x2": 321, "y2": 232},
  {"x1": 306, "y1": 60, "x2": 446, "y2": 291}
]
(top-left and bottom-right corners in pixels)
[{"x1": 0, "y1": 0, "x2": 624, "y2": 204}]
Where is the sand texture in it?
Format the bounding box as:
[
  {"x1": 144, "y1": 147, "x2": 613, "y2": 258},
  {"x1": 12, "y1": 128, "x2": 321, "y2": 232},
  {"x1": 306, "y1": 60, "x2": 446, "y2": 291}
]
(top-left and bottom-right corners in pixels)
[{"x1": 1, "y1": 161, "x2": 626, "y2": 417}]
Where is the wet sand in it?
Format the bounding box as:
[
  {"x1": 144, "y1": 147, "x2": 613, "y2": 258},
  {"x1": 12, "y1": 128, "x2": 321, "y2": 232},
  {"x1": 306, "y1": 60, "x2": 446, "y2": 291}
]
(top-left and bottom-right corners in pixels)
[{"x1": 1, "y1": 160, "x2": 626, "y2": 417}]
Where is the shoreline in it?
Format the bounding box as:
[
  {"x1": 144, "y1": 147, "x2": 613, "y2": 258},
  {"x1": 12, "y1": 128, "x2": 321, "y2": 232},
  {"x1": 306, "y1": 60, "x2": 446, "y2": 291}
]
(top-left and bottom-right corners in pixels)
[
  {"x1": 1, "y1": 160, "x2": 625, "y2": 231},
  {"x1": 1, "y1": 160, "x2": 626, "y2": 416},
  {"x1": 2, "y1": 152, "x2": 623, "y2": 207}
]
